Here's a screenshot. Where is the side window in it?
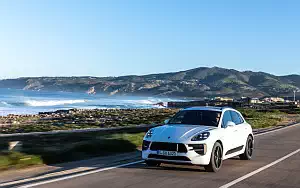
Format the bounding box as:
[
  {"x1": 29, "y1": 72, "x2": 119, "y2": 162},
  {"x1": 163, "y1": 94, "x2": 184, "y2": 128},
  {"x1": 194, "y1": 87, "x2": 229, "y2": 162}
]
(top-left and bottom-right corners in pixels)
[
  {"x1": 222, "y1": 111, "x2": 232, "y2": 128},
  {"x1": 237, "y1": 113, "x2": 244, "y2": 124},
  {"x1": 230, "y1": 111, "x2": 243, "y2": 125}
]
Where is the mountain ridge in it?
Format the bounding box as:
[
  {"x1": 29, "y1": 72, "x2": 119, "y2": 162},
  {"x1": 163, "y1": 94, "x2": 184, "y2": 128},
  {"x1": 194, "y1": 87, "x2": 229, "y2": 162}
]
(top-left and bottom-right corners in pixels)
[{"x1": 0, "y1": 67, "x2": 299, "y2": 98}]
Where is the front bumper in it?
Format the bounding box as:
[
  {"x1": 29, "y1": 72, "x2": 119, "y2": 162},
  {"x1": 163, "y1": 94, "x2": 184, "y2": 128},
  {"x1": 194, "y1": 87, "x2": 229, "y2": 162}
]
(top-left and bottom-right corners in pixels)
[{"x1": 142, "y1": 142, "x2": 212, "y2": 165}]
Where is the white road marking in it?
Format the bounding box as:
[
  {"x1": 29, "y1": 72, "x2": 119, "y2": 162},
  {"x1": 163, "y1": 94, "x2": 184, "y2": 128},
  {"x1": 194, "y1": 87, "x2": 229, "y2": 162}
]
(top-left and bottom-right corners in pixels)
[
  {"x1": 18, "y1": 160, "x2": 144, "y2": 188},
  {"x1": 219, "y1": 148, "x2": 300, "y2": 188},
  {"x1": 5, "y1": 123, "x2": 298, "y2": 187},
  {"x1": 254, "y1": 123, "x2": 300, "y2": 137},
  {"x1": 0, "y1": 167, "x2": 98, "y2": 187}
]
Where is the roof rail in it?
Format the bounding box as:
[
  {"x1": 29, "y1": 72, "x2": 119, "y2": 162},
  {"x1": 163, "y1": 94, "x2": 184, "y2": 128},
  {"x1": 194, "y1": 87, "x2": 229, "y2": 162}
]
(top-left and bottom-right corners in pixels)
[
  {"x1": 183, "y1": 106, "x2": 228, "y2": 110},
  {"x1": 221, "y1": 106, "x2": 233, "y2": 110}
]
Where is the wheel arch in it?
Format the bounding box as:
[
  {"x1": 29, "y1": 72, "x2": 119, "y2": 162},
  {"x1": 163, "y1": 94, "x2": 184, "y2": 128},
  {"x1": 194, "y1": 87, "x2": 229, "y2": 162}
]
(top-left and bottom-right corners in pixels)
[
  {"x1": 248, "y1": 133, "x2": 254, "y2": 141},
  {"x1": 216, "y1": 140, "x2": 223, "y2": 150}
]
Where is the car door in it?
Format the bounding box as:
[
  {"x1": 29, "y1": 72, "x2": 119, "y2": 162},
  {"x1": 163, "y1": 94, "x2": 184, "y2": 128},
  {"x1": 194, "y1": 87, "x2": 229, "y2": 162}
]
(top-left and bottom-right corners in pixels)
[
  {"x1": 230, "y1": 110, "x2": 246, "y2": 149},
  {"x1": 221, "y1": 110, "x2": 238, "y2": 155}
]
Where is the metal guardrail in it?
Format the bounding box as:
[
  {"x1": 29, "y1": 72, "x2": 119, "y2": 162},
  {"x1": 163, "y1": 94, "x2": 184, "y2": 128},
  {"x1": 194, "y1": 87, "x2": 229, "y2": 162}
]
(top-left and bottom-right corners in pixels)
[
  {"x1": 252, "y1": 122, "x2": 299, "y2": 135},
  {"x1": 0, "y1": 124, "x2": 157, "y2": 141},
  {"x1": 1, "y1": 122, "x2": 299, "y2": 140}
]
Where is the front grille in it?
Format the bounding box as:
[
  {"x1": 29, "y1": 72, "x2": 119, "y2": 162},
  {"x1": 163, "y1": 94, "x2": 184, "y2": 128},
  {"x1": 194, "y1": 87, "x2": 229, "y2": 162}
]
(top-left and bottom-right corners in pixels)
[
  {"x1": 150, "y1": 142, "x2": 187, "y2": 153},
  {"x1": 148, "y1": 154, "x2": 191, "y2": 161}
]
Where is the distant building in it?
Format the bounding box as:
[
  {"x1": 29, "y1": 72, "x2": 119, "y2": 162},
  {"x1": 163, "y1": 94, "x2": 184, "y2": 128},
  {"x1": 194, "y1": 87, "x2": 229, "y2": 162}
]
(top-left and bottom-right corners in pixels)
[
  {"x1": 213, "y1": 97, "x2": 234, "y2": 102},
  {"x1": 262, "y1": 97, "x2": 284, "y2": 103},
  {"x1": 250, "y1": 98, "x2": 262, "y2": 104},
  {"x1": 239, "y1": 97, "x2": 251, "y2": 104},
  {"x1": 285, "y1": 100, "x2": 291, "y2": 103}
]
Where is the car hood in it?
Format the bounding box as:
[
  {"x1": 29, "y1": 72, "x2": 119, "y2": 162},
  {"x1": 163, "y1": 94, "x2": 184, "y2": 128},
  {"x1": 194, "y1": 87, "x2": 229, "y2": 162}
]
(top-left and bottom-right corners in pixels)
[{"x1": 150, "y1": 124, "x2": 216, "y2": 142}]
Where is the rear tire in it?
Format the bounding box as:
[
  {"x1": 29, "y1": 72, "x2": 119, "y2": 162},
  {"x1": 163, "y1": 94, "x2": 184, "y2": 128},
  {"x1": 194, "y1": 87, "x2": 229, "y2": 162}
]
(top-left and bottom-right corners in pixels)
[
  {"x1": 204, "y1": 142, "x2": 223, "y2": 172},
  {"x1": 145, "y1": 160, "x2": 161, "y2": 167},
  {"x1": 239, "y1": 136, "x2": 254, "y2": 160}
]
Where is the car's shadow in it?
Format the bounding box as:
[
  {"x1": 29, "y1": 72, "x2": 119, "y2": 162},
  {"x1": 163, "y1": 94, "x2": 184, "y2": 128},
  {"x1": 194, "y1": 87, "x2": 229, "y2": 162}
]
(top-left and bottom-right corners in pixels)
[
  {"x1": 124, "y1": 161, "x2": 207, "y2": 172},
  {"x1": 124, "y1": 156, "x2": 246, "y2": 173},
  {"x1": 148, "y1": 165, "x2": 207, "y2": 172}
]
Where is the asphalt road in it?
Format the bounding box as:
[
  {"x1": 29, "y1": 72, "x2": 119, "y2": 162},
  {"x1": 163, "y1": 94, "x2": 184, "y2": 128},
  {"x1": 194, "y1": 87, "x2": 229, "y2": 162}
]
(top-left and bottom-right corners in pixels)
[{"x1": 11, "y1": 124, "x2": 300, "y2": 188}]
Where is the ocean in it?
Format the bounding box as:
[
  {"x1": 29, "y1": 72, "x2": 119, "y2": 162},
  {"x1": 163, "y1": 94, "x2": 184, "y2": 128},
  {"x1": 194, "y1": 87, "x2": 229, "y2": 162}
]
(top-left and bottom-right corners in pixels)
[{"x1": 0, "y1": 88, "x2": 178, "y2": 116}]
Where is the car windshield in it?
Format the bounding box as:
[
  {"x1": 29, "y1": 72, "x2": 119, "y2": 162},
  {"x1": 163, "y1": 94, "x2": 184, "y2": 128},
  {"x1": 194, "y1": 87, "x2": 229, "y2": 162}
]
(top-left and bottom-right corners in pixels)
[{"x1": 168, "y1": 110, "x2": 221, "y2": 127}]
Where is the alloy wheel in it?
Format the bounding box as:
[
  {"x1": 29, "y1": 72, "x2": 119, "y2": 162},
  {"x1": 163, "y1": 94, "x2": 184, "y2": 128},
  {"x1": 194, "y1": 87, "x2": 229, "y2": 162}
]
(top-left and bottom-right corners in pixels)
[
  {"x1": 247, "y1": 139, "x2": 253, "y2": 157},
  {"x1": 214, "y1": 146, "x2": 222, "y2": 169}
]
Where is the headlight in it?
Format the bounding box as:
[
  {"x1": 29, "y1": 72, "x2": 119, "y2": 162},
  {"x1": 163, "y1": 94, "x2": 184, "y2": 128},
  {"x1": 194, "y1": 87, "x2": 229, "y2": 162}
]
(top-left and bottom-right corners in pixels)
[
  {"x1": 145, "y1": 129, "x2": 154, "y2": 138},
  {"x1": 191, "y1": 132, "x2": 210, "y2": 141}
]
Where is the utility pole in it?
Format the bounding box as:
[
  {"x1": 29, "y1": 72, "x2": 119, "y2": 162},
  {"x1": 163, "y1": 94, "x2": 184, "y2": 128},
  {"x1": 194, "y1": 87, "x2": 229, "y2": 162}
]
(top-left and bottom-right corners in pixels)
[{"x1": 294, "y1": 90, "x2": 296, "y2": 102}]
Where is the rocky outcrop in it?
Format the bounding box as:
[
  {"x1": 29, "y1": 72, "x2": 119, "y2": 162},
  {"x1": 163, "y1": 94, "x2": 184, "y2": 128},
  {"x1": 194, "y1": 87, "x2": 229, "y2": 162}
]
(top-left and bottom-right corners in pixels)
[
  {"x1": 23, "y1": 80, "x2": 44, "y2": 90},
  {"x1": 87, "y1": 86, "x2": 96, "y2": 95}
]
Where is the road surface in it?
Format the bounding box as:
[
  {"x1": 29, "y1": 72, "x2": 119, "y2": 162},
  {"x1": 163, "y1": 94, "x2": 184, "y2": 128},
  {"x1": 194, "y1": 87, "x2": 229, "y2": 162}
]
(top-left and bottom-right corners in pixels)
[{"x1": 4, "y1": 124, "x2": 300, "y2": 188}]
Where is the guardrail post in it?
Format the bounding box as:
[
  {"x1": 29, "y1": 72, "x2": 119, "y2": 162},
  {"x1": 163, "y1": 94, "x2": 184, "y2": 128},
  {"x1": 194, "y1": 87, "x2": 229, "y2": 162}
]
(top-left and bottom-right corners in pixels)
[{"x1": 8, "y1": 141, "x2": 23, "y2": 151}]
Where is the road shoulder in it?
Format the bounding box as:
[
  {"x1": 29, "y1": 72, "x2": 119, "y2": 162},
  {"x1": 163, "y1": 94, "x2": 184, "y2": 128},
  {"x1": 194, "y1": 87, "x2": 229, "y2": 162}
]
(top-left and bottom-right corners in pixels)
[{"x1": 0, "y1": 151, "x2": 141, "y2": 186}]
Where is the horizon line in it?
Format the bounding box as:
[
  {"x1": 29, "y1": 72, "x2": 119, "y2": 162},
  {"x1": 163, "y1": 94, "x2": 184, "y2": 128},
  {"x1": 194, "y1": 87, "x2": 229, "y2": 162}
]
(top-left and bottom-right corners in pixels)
[{"x1": 1, "y1": 66, "x2": 299, "y2": 80}]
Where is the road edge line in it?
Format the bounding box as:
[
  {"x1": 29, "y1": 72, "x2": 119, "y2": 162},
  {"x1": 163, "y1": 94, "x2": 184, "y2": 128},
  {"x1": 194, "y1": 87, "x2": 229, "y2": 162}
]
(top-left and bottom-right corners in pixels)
[
  {"x1": 18, "y1": 160, "x2": 144, "y2": 188},
  {"x1": 254, "y1": 122, "x2": 300, "y2": 137},
  {"x1": 219, "y1": 148, "x2": 300, "y2": 188}
]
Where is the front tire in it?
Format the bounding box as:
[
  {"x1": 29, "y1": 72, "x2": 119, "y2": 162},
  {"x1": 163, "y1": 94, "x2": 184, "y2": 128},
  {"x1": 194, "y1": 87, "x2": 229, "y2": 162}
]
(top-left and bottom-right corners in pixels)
[
  {"x1": 145, "y1": 160, "x2": 161, "y2": 167},
  {"x1": 204, "y1": 142, "x2": 223, "y2": 172},
  {"x1": 239, "y1": 136, "x2": 254, "y2": 160}
]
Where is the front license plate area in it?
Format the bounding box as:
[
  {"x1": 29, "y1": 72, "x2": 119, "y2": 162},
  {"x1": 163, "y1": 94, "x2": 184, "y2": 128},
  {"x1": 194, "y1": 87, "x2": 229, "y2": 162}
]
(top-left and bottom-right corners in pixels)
[{"x1": 157, "y1": 150, "x2": 177, "y2": 156}]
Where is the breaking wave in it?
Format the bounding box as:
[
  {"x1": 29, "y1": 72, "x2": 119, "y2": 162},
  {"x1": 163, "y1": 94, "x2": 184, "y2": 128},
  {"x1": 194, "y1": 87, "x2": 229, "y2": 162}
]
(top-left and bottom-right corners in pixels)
[
  {"x1": 0, "y1": 88, "x2": 184, "y2": 115},
  {"x1": 125, "y1": 98, "x2": 169, "y2": 105},
  {"x1": 24, "y1": 99, "x2": 86, "y2": 107},
  {"x1": 122, "y1": 98, "x2": 169, "y2": 108},
  {"x1": 0, "y1": 101, "x2": 11, "y2": 107}
]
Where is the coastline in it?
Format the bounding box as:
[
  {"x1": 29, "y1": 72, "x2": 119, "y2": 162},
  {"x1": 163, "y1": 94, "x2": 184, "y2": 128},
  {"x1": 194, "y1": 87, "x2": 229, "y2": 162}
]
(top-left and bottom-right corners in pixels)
[
  {"x1": 1, "y1": 107, "x2": 300, "y2": 134},
  {"x1": 0, "y1": 108, "x2": 179, "y2": 134}
]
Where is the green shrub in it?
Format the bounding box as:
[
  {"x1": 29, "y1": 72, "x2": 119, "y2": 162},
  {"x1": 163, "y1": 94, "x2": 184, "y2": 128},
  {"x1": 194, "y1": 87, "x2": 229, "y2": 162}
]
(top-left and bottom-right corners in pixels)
[{"x1": 0, "y1": 152, "x2": 43, "y2": 171}]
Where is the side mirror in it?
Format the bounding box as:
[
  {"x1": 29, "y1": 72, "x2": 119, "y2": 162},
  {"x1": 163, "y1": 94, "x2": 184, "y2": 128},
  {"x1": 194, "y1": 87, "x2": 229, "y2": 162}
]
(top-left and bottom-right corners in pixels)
[
  {"x1": 164, "y1": 119, "x2": 170, "y2": 124},
  {"x1": 226, "y1": 121, "x2": 236, "y2": 127}
]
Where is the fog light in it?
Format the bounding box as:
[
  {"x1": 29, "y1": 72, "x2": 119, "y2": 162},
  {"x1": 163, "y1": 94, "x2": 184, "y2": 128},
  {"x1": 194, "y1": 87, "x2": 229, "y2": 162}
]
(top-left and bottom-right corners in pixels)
[
  {"x1": 142, "y1": 140, "x2": 151, "y2": 151},
  {"x1": 188, "y1": 144, "x2": 207, "y2": 155}
]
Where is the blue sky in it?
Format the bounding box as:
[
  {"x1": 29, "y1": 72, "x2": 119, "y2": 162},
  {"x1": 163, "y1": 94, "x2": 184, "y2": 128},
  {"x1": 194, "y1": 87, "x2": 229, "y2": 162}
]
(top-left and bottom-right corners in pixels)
[{"x1": 1, "y1": 0, "x2": 300, "y2": 78}]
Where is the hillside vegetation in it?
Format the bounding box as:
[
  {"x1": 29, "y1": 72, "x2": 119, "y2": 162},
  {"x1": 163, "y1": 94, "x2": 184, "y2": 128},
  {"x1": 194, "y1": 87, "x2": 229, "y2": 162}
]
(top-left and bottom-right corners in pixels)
[{"x1": 0, "y1": 67, "x2": 299, "y2": 98}]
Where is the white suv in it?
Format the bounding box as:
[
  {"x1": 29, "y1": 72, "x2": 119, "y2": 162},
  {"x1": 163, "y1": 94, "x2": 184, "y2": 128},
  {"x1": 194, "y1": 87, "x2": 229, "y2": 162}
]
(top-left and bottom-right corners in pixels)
[{"x1": 142, "y1": 106, "x2": 254, "y2": 172}]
